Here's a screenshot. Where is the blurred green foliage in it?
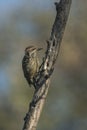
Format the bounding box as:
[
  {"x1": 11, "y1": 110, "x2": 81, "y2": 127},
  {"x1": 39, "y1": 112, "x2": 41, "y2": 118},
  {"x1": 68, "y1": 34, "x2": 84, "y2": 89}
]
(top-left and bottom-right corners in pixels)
[{"x1": 0, "y1": 0, "x2": 87, "y2": 130}]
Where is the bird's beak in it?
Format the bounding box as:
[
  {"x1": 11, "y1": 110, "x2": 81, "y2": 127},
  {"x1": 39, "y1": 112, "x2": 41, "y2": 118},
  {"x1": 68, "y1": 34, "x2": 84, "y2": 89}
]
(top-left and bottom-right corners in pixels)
[{"x1": 37, "y1": 48, "x2": 43, "y2": 51}]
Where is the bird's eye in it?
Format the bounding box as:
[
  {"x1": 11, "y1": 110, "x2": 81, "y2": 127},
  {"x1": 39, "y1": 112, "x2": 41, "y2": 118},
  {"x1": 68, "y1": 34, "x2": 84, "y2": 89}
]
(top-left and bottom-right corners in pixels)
[{"x1": 25, "y1": 51, "x2": 29, "y2": 56}]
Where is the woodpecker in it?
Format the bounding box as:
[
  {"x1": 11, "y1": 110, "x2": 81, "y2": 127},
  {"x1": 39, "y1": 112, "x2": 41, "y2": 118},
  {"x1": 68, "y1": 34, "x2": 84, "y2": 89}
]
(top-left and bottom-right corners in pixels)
[{"x1": 22, "y1": 46, "x2": 42, "y2": 89}]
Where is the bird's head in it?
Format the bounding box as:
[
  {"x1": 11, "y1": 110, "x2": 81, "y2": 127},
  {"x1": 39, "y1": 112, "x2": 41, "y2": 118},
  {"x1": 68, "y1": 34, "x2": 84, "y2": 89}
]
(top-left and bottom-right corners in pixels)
[{"x1": 25, "y1": 46, "x2": 42, "y2": 57}]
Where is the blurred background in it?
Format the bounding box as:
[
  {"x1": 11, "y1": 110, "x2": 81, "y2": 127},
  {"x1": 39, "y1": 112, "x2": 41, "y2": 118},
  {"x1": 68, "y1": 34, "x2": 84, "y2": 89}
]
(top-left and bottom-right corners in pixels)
[{"x1": 0, "y1": 0, "x2": 87, "y2": 130}]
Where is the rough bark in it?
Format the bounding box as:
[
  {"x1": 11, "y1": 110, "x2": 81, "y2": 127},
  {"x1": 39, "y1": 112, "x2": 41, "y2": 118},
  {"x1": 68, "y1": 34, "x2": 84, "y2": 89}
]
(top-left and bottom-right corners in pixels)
[{"x1": 22, "y1": 0, "x2": 72, "y2": 130}]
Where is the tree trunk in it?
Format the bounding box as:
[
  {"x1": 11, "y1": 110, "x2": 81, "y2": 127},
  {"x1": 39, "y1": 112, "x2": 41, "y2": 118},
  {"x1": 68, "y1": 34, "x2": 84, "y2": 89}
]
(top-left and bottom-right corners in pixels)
[{"x1": 22, "y1": 0, "x2": 72, "y2": 130}]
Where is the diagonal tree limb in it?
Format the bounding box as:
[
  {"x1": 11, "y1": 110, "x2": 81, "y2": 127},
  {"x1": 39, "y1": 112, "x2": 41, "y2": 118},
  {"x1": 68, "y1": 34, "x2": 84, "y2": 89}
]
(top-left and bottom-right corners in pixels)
[{"x1": 22, "y1": 0, "x2": 72, "y2": 130}]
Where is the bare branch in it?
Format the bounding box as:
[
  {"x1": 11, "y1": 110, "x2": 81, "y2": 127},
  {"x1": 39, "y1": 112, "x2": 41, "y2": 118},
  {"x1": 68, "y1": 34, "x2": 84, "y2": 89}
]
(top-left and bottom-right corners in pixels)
[{"x1": 22, "y1": 0, "x2": 72, "y2": 130}]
